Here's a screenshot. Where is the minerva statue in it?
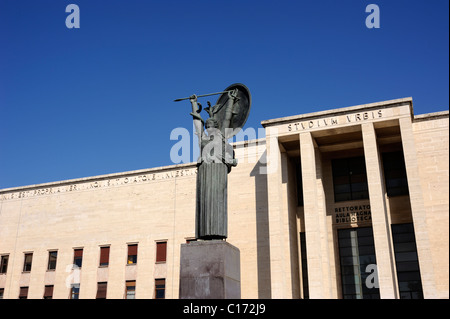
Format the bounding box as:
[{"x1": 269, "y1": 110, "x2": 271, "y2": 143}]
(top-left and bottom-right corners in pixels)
[{"x1": 174, "y1": 84, "x2": 251, "y2": 240}]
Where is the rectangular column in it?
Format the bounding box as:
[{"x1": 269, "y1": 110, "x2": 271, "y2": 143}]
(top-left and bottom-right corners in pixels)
[
  {"x1": 265, "y1": 130, "x2": 300, "y2": 298},
  {"x1": 361, "y1": 123, "x2": 397, "y2": 298},
  {"x1": 299, "y1": 132, "x2": 332, "y2": 299},
  {"x1": 399, "y1": 117, "x2": 437, "y2": 298}
]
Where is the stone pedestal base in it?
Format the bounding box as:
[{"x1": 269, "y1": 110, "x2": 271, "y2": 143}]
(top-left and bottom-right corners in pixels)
[{"x1": 179, "y1": 240, "x2": 241, "y2": 299}]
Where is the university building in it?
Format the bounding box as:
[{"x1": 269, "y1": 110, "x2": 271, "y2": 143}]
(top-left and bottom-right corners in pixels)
[{"x1": 0, "y1": 97, "x2": 448, "y2": 299}]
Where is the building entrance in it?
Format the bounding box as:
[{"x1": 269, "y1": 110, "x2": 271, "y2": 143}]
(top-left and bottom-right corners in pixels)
[{"x1": 338, "y1": 227, "x2": 380, "y2": 299}]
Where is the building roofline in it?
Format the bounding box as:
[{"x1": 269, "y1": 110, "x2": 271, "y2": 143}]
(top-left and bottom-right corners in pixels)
[
  {"x1": 414, "y1": 110, "x2": 449, "y2": 122},
  {"x1": 261, "y1": 97, "x2": 414, "y2": 127},
  {"x1": 0, "y1": 162, "x2": 198, "y2": 194}
]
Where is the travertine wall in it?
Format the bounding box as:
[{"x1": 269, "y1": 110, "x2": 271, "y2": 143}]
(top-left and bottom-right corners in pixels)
[{"x1": 413, "y1": 114, "x2": 449, "y2": 299}]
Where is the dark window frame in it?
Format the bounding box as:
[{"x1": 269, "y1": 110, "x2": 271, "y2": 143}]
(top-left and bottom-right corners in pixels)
[
  {"x1": 338, "y1": 227, "x2": 380, "y2": 299},
  {"x1": 23, "y1": 253, "x2": 33, "y2": 272},
  {"x1": 99, "y1": 246, "x2": 110, "y2": 267},
  {"x1": 127, "y1": 244, "x2": 138, "y2": 265},
  {"x1": 19, "y1": 287, "x2": 28, "y2": 299},
  {"x1": 70, "y1": 283, "x2": 80, "y2": 299},
  {"x1": 125, "y1": 280, "x2": 136, "y2": 299},
  {"x1": 156, "y1": 241, "x2": 167, "y2": 263},
  {"x1": 154, "y1": 278, "x2": 165, "y2": 299},
  {"x1": 382, "y1": 151, "x2": 409, "y2": 197},
  {"x1": 0, "y1": 255, "x2": 9, "y2": 274},
  {"x1": 43, "y1": 285, "x2": 54, "y2": 299},
  {"x1": 332, "y1": 156, "x2": 369, "y2": 202},
  {"x1": 73, "y1": 248, "x2": 83, "y2": 268},
  {"x1": 47, "y1": 250, "x2": 58, "y2": 271},
  {"x1": 391, "y1": 223, "x2": 423, "y2": 299},
  {"x1": 96, "y1": 282, "x2": 107, "y2": 299}
]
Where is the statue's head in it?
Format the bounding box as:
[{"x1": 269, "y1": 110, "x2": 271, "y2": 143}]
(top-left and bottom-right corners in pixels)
[{"x1": 205, "y1": 117, "x2": 219, "y2": 129}]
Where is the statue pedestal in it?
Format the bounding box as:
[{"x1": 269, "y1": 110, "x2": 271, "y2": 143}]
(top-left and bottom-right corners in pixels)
[{"x1": 179, "y1": 240, "x2": 241, "y2": 299}]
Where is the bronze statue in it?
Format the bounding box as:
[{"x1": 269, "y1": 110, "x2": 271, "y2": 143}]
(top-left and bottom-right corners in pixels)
[{"x1": 175, "y1": 84, "x2": 251, "y2": 240}]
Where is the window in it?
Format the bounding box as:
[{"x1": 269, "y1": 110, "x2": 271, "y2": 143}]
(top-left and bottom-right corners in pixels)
[
  {"x1": 338, "y1": 227, "x2": 380, "y2": 299},
  {"x1": 99, "y1": 246, "x2": 110, "y2": 267},
  {"x1": 19, "y1": 287, "x2": 28, "y2": 299},
  {"x1": 0, "y1": 288, "x2": 4, "y2": 299},
  {"x1": 382, "y1": 151, "x2": 409, "y2": 197},
  {"x1": 23, "y1": 253, "x2": 33, "y2": 272},
  {"x1": 73, "y1": 249, "x2": 83, "y2": 268},
  {"x1": 0, "y1": 255, "x2": 8, "y2": 274},
  {"x1": 48, "y1": 251, "x2": 58, "y2": 270},
  {"x1": 156, "y1": 242, "x2": 167, "y2": 263},
  {"x1": 154, "y1": 279, "x2": 165, "y2": 299},
  {"x1": 332, "y1": 156, "x2": 369, "y2": 202},
  {"x1": 43, "y1": 285, "x2": 54, "y2": 299},
  {"x1": 96, "y1": 282, "x2": 107, "y2": 299},
  {"x1": 70, "y1": 284, "x2": 80, "y2": 299},
  {"x1": 125, "y1": 281, "x2": 136, "y2": 299},
  {"x1": 127, "y1": 244, "x2": 138, "y2": 265},
  {"x1": 391, "y1": 223, "x2": 423, "y2": 299}
]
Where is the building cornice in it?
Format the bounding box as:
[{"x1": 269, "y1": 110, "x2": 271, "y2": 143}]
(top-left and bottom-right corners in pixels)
[{"x1": 261, "y1": 97, "x2": 414, "y2": 127}]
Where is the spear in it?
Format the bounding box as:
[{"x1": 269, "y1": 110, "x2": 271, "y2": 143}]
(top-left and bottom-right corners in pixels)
[{"x1": 173, "y1": 90, "x2": 232, "y2": 102}]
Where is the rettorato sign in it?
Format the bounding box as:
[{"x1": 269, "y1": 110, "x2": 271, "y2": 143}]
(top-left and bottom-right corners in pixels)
[{"x1": 334, "y1": 204, "x2": 372, "y2": 224}]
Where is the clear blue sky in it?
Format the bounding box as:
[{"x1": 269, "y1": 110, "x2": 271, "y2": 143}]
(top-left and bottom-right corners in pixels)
[{"x1": 0, "y1": 0, "x2": 448, "y2": 189}]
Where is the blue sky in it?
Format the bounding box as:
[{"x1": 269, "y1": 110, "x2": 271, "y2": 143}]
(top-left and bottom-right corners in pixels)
[{"x1": 0, "y1": 0, "x2": 448, "y2": 189}]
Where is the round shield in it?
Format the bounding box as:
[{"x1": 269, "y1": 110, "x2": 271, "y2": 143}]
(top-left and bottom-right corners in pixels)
[{"x1": 213, "y1": 83, "x2": 251, "y2": 138}]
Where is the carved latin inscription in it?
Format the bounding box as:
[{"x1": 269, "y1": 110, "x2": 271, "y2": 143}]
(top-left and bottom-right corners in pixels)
[
  {"x1": 0, "y1": 168, "x2": 197, "y2": 201},
  {"x1": 287, "y1": 110, "x2": 383, "y2": 132}
]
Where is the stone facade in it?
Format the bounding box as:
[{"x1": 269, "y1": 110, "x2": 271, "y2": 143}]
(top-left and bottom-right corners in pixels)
[{"x1": 0, "y1": 98, "x2": 448, "y2": 299}]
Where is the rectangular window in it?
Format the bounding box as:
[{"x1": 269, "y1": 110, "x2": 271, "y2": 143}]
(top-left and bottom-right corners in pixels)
[
  {"x1": 96, "y1": 282, "x2": 107, "y2": 299},
  {"x1": 391, "y1": 223, "x2": 423, "y2": 299},
  {"x1": 0, "y1": 288, "x2": 4, "y2": 299},
  {"x1": 127, "y1": 244, "x2": 138, "y2": 265},
  {"x1": 23, "y1": 253, "x2": 33, "y2": 272},
  {"x1": 125, "y1": 280, "x2": 136, "y2": 299},
  {"x1": 48, "y1": 251, "x2": 58, "y2": 270},
  {"x1": 382, "y1": 151, "x2": 409, "y2": 197},
  {"x1": 70, "y1": 283, "x2": 80, "y2": 299},
  {"x1": 0, "y1": 255, "x2": 8, "y2": 274},
  {"x1": 154, "y1": 278, "x2": 165, "y2": 299},
  {"x1": 156, "y1": 242, "x2": 167, "y2": 263},
  {"x1": 332, "y1": 156, "x2": 369, "y2": 202},
  {"x1": 19, "y1": 287, "x2": 28, "y2": 299},
  {"x1": 73, "y1": 249, "x2": 83, "y2": 268},
  {"x1": 99, "y1": 246, "x2": 110, "y2": 267},
  {"x1": 338, "y1": 227, "x2": 380, "y2": 299},
  {"x1": 43, "y1": 285, "x2": 54, "y2": 299}
]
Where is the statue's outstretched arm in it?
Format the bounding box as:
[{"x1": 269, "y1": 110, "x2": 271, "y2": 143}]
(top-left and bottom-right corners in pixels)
[
  {"x1": 189, "y1": 95, "x2": 205, "y2": 151},
  {"x1": 222, "y1": 89, "x2": 239, "y2": 130}
]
